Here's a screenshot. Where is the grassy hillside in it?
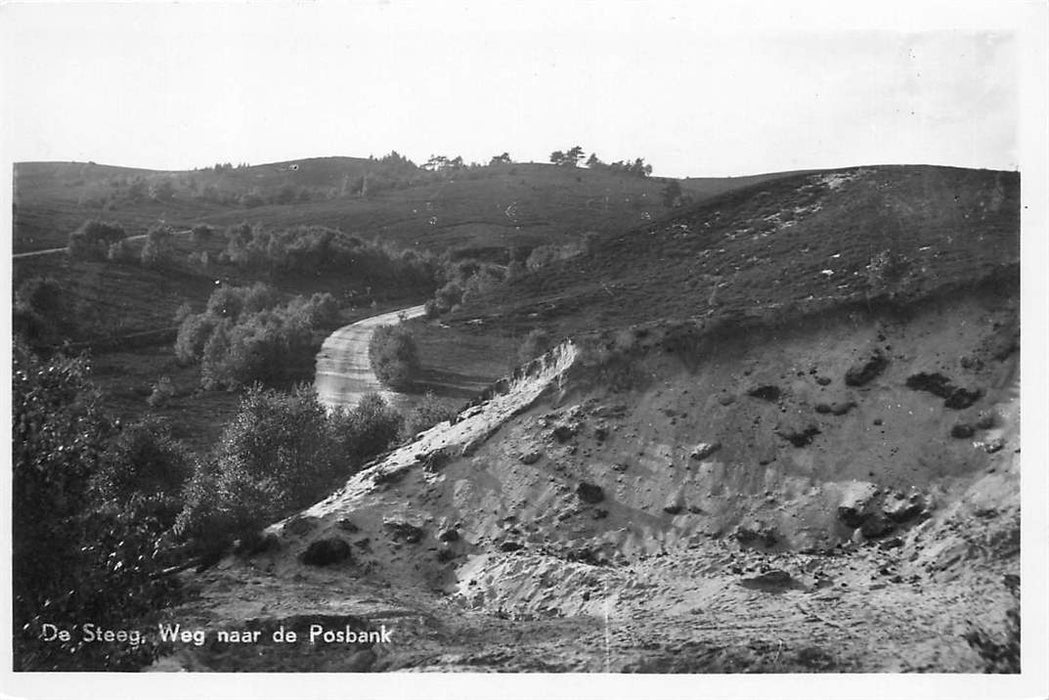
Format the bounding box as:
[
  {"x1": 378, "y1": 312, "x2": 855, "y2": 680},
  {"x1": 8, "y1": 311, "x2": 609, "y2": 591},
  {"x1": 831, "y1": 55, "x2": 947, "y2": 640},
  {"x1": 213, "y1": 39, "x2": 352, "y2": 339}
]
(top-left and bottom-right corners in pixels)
[
  {"x1": 12, "y1": 156, "x2": 814, "y2": 345},
  {"x1": 12, "y1": 158, "x2": 800, "y2": 254},
  {"x1": 451, "y1": 165, "x2": 1020, "y2": 339}
]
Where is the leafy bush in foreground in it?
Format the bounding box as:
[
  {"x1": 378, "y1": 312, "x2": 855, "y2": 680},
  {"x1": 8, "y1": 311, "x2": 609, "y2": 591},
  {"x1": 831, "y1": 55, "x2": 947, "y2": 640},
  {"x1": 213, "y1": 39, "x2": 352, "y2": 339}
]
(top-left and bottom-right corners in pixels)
[
  {"x1": 12, "y1": 344, "x2": 179, "y2": 670},
  {"x1": 175, "y1": 387, "x2": 403, "y2": 554},
  {"x1": 174, "y1": 385, "x2": 337, "y2": 549},
  {"x1": 401, "y1": 391, "x2": 458, "y2": 439},
  {"x1": 330, "y1": 392, "x2": 404, "y2": 462}
]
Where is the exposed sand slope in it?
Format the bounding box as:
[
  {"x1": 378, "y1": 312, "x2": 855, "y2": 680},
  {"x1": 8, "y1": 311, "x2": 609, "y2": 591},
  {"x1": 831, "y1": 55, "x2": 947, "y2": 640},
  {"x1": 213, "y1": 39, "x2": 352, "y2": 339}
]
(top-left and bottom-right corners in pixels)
[{"x1": 156, "y1": 283, "x2": 1019, "y2": 672}]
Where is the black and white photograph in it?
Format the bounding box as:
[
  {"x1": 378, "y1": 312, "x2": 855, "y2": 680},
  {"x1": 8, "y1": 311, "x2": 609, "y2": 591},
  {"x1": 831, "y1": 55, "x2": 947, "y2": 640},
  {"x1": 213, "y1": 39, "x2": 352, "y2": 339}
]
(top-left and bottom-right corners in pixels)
[{"x1": 2, "y1": 1, "x2": 1047, "y2": 698}]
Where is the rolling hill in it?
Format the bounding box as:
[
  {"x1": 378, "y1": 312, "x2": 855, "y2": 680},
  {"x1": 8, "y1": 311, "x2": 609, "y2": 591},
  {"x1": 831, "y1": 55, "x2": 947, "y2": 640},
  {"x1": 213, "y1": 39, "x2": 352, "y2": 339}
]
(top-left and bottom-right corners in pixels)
[
  {"x1": 450, "y1": 165, "x2": 1019, "y2": 339},
  {"x1": 12, "y1": 157, "x2": 804, "y2": 254}
]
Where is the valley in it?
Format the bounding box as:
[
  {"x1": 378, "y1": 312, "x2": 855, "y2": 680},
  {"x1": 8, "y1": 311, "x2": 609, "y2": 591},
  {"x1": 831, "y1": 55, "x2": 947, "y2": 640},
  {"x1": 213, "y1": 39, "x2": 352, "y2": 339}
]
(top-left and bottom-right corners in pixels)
[{"x1": 10, "y1": 157, "x2": 1022, "y2": 675}]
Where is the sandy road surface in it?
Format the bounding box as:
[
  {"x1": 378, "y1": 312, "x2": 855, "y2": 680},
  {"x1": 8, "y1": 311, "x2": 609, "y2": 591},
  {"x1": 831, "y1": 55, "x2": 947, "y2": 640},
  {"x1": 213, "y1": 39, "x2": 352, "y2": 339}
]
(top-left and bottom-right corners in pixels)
[{"x1": 313, "y1": 304, "x2": 427, "y2": 411}]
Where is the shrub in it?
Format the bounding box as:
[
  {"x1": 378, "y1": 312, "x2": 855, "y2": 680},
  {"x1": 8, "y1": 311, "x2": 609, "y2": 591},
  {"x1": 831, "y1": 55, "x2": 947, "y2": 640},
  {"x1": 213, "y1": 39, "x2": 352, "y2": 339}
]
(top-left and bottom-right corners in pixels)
[
  {"x1": 200, "y1": 319, "x2": 234, "y2": 389},
  {"x1": 218, "y1": 223, "x2": 437, "y2": 287},
  {"x1": 179, "y1": 284, "x2": 340, "y2": 390},
  {"x1": 12, "y1": 344, "x2": 175, "y2": 670},
  {"x1": 369, "y1": 325, "x2": 419, "y2": 391},
  {"x1": 94, "y1": 417, "x2": 191, "y2": 515},
  {"x1": 206, "y1": 282, "x2": 278, "y2": 319},
  {"x1": 13, "y1": 277, "x2": 73, "y2": 343},
  {"x1": 402, "y1": 392, "x2": 457, "y2": 439},
  {"x1": 173, "y1": 302, "x2": 194, "y2": 325},
  {"x1": 17, "y1": 277, "x2": 65, "y2": 319},
  {"x1": 140, "y1": 224, "x2": 176, "y2": 268},
  {"x1": 147, "y1": 375, "x2": 177, "y2": 408},
  {"x1": 525, "y1": 242, "x2": 583, "y2": 272},
  {"x1": 174, "y1": 385, "x2": 340, "y2": 548},
  {"x1": 189, "y1": 224, "x2": 214, "y2": 247},
  {"x1": 106, "y1": 238, "x2": 134, "y2": 263},
  {"x1": 174, "y1": 313, "x2": 217, "y2": 364},
  {"x1": 331, "y1": 392, "x2": 404, "y2": 462},
  {"x1": 68, "y1": 219, "x2": 126, "y2": 261},
  {"x1": 461, "y1": 264, "x2": 506, "y2": 305},
  {"x1": 148, "y1": 178, "x2": 175, "y2": 201},
  {"x1": 284, "y1": 292, "x2": 340, "y2": 329},
  {"x1": 430, "y1": 281, "x2": 463, "y2": 315}
]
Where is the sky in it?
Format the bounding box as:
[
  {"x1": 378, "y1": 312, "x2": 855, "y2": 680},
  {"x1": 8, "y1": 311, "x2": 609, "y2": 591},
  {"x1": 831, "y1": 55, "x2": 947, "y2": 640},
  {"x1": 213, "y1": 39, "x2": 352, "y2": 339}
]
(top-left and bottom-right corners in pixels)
[{"x1": 0, "y1": 1, "x2": 1036, "y2": 178}]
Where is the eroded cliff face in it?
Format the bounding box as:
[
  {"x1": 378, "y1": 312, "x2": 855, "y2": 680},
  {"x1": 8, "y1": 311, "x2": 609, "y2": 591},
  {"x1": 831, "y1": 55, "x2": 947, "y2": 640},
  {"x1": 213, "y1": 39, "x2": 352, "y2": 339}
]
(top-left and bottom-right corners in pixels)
[{"x1": 157, "y1": 284, "x2": 1020, "y2": 672}]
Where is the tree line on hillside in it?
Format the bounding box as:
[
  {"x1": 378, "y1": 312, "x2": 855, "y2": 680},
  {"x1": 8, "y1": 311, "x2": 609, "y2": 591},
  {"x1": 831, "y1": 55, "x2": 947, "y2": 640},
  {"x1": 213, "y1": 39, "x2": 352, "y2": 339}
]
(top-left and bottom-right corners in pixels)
[
  {"x1": 72, "y1": 150, "x2": 522, "y2": 213},
  {"x1": 61, "y1": 218, "x2": 440, "y2": 286},
  {"x1": 72, "y1": 151, "x2": 429, "y2": 212},
  {"x1": 68, "y1": 146, "x2": 674, "y2": 214},
  {"x1": 549, "y1": 145, "x2": 653, "y2": 177},
  {"x1": 423, "y1": 237, "x2": 597, "y2": 319}
]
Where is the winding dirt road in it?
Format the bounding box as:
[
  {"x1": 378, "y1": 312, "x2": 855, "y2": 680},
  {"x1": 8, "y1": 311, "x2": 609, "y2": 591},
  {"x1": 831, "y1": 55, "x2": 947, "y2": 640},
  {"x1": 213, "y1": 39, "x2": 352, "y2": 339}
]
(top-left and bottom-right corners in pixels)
[{"x1": 313, "y1": 304, "x2": 427, "y2": 411}]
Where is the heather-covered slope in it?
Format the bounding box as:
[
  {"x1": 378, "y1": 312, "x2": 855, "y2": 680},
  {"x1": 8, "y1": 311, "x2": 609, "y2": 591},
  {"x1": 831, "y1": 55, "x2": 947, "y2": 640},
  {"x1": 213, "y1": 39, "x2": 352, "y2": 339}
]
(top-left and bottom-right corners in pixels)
[{"x1": 457, "y1": 165, "x2": 1019, "y2": 338}]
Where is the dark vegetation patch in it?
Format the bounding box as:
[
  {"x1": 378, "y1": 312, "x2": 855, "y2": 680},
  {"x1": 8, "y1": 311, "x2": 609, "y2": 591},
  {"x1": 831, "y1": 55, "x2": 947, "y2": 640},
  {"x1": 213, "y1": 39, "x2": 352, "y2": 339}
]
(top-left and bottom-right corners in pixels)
[
  {"x1": 175, "y1": 283, "x2": 340, "y2": 390},
  {"x1": 174, "y1": 387, "x2": 402, "y2": 560},
  {"x1": 815, "y1": 401, "x2": 856, "y2": 416},
  {"x1": 402, "y1": 392, "x2": 459, "y2": 438},
  {"x1": 12, "y1": 344, "x2": 182, "y2": 670},
  {"x1": 775, "y1": 423, "x2": 821, "y2": 447},
  {"x1": 384, "y1": 521, "x2": 425, "y2": 544},
  {"x1": 844, "y1": 350, "x2": 888, "y2": 386},
  {"x1": 576, "y1": 482, "x2": 605, "y2": 504},
  {"x1": 905, "y1": 372, "x2": 954, "y2": 397},
  {"x1": 905, "y1": 372, "x2": 983, "y2": 410},
  {"x1": 300, "y1": 538, "x2": 353, "y2": 567},
  {"x1": 368, "y1": 324, "x2": 420, "y2": 391},
  {"x1": 748, "y1": 385, "x2": 782, "y2": 402}
]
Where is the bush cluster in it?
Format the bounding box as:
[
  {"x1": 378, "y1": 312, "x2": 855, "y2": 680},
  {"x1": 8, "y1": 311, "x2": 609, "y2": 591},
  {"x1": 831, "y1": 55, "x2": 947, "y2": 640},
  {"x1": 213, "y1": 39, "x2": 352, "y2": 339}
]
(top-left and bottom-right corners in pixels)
[
  {"x1": 174, "y1": 386, "x2": 403, "y2": 554},
  {"x1": 220, "y1": 223, "x2": 437, "y2": 287},
  {"x1": 12, "y1": 345, "x2": 185, "y2": 670},
  {"x1": 140, "y1": 224, "x2": 177, "y2": 268},
  {"x1": 12, "y1": 276, "x2": 76, "y2": 345},
  {"x1": 425, "y1": 258, "x2": 508, "y2": 316},
  {"x1": 368, "y1": 324, "x2": 420, "y2": 391},
  {"x1": 175, "y1": 283, "x2": 339, "y2": 390},
  {"x1": 67, "y1": 219, "x2": 127, "y2": 260},
  {"x1": 401, "y1": 392, "x2": 458, "y2": 439},
  {"x1": 12, "y1": 341, "x2": 407, "y2": 669}
]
